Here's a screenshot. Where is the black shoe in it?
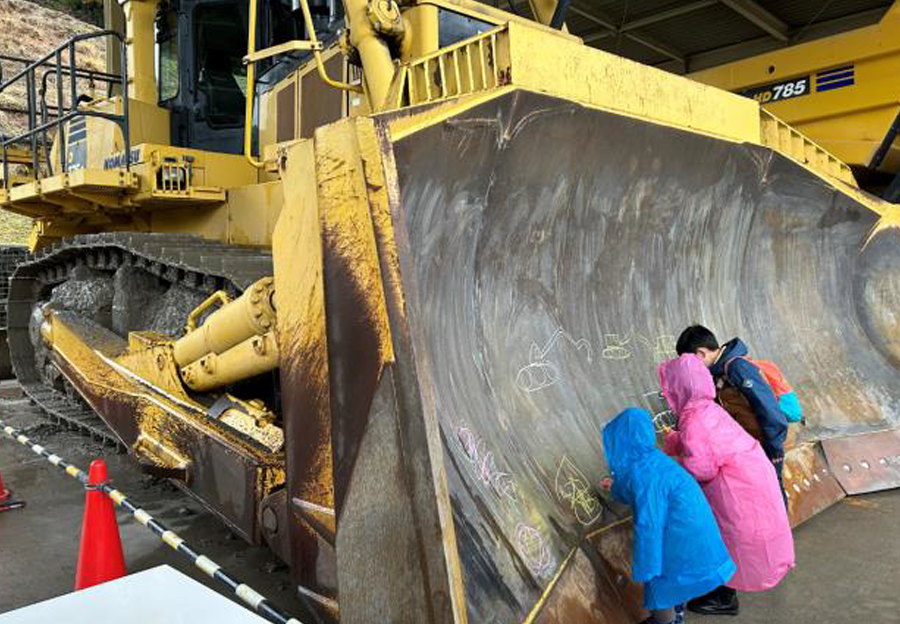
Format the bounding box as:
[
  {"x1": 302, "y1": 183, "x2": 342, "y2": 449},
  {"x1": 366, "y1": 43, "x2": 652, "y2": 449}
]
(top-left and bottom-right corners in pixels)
[{"x1": 687, "y1": 589, "x2": 739, "y2": 616}]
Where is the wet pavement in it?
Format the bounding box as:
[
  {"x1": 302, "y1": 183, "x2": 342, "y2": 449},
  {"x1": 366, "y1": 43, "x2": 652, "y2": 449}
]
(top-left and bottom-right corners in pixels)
[
  {"x1": 1, "y1": 392, "x2": 898, "y2": 623},
  {"x1": 0, "y1": 396, "x2": 309, "y2": 620},
  {"x1": 699, "y1": 489, "x2": 900, "y2": 624}
]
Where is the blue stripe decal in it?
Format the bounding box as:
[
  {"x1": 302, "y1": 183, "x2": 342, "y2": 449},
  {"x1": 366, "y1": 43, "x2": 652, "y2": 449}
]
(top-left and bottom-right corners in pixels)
[
  {"x1": 817, "y1": 64, "x2": 853, "y2": 77},
  {"x1": 817, "y1": 78, "x2": 854, "y2": 91},
  {"x1": 817, "y1": 70, "x2": 854, "y2": 83}
]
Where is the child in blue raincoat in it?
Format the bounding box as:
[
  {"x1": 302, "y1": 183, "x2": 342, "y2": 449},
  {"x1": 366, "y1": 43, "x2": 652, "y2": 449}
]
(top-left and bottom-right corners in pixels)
[{"x1": 601, "y1": 408, "x2": 736, "y2": 624}]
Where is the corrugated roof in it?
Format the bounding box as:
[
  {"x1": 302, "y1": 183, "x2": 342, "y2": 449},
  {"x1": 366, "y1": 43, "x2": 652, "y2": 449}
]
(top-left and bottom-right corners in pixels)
[
  {"x1": 639, "y1": 4, "x2": 762, "y2": 55},
  {"x1": 753, "y1": 0, "x2": 891, "y2": 25},
  {"x1": 556, "y1": 0, "x2": 894, "y2": 72}
]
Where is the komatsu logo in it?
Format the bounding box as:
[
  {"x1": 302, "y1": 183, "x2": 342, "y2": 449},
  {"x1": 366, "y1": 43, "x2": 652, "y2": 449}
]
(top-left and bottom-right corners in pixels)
[{"x1": 103, "y1": 148, "x2": 141, "y2": 170}]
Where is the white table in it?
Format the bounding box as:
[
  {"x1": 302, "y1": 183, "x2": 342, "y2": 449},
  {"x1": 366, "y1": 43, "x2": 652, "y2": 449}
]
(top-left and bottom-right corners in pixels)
[{"x1": 0, "y1": 565, "x2": 270, "y2": 623}]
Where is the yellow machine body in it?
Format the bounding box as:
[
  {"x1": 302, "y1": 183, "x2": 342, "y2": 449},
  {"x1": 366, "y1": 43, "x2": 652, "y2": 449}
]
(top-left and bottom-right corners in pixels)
[
  {"x1": 2, "y1": 0, "x2": 900, "y2": 622},
  {"x1": 689, "y1": 2, "x2": 900, "y2": 180},
  {"x1": 0, "y1": 9, "x2": 878, "y2": 247}
]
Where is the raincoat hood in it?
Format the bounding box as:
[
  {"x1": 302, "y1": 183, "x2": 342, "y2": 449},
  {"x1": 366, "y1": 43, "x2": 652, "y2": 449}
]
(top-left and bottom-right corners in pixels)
[
  {"x1": 709, "y1": 338, "x2": 748, "y2": 377},
  {"x1": 661, "y1": 351, "x2": 795, "y2": 592},
  {"x1": 659, "y1": 354, "x2": 716, "y2": 415},
  {"x1": 602, "y1": 408, "x2": 657, "y2": 477},
  {"x1": 601, "y1": 408, "x2": 737, "y2": 608}
]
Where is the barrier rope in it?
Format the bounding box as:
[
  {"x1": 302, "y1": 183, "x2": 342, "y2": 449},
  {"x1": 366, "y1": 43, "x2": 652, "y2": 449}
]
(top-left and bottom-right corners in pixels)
[{"x1": 0, "y1": 417, "x2": 304, "y2": 624}]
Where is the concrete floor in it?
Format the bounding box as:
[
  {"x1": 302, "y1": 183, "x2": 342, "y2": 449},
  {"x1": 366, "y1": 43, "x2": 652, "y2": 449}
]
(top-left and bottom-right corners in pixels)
[
  {"x1": 700, "y1": 489, "x2": 900, "y2": 624},
  {"x1": 0, "y1": 397, "x2": 310, "y2": 620},
  {"x1": 1, "y1": 396, "x2": 899, "y2": 623}
]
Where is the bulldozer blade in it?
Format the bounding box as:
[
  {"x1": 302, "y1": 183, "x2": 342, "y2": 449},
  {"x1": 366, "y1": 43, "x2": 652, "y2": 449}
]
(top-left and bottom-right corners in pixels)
[
  {"x1": 783, "y1": 443, "x2": 845, "y2": 526},
  {"x1": 369, "y1": 88, "x2": 900, "y2": 621},
  {"x1": 822, "y1": 430, "x2": 900, "y2": 494}
]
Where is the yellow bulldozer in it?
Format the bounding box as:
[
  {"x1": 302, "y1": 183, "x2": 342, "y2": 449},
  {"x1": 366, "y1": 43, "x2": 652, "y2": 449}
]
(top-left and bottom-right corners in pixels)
[{"x1": 0, "y1": 0, "x2": 899, "y2": 621}]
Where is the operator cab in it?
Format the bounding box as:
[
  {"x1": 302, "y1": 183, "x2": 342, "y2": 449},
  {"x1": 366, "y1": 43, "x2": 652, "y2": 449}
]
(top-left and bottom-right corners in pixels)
[{"x1": 154, "y1": 0, "x2": 343, "y2": 154}]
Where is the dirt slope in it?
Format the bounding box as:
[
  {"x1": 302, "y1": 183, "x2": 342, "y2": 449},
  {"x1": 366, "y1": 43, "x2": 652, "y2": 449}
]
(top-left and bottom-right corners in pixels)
[{"x1": 0, "y1": 0, "x2": 104, "y2": 244}]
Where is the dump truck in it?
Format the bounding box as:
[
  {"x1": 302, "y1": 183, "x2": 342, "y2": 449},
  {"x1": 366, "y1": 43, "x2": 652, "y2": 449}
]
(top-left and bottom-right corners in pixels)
[
  {"x1": 1, "y1": 0, "x2": 899, "y2": 621},
  {"x1": 690, "y1": 3, "x2": 900, "y2": 200}
]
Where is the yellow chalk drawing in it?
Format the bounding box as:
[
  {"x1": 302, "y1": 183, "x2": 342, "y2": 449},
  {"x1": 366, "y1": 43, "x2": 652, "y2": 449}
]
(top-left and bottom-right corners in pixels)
[
  {"x1": 601, "y1": 331, "x2": 633, "y2": 360},
  {"x1": 555, "y1": 455, "x2": 602, "y2": 526},
  {"x1": 515, "y1": 328, "x2": 592, "y2": 393}
]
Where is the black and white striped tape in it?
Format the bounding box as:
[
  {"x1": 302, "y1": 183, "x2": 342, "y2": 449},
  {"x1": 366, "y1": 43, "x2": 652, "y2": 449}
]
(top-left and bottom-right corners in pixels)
[{"x1": 0, "y1": 418, "x2": 304, "y2": 624}]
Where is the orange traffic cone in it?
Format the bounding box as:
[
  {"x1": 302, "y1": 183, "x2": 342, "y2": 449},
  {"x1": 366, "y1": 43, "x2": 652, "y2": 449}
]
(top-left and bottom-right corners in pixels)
[
  {"x1": 75, "y1": 459, "x2": 126, "y2": 590},
  {"x1": 0, "y1": 453, "x2": 25, "y2": 513}
]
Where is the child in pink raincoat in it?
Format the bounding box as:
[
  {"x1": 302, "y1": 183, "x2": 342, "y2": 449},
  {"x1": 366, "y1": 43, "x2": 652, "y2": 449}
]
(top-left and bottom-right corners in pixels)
[{"x1": 659, "y1": 353, "x2": 794, "y2": 616}]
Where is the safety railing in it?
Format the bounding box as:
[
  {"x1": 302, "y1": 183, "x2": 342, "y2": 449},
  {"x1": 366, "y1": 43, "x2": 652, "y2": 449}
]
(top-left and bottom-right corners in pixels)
[
  {"x1": 388, "y1": 26, "x2": 505, "y2": 109},
  {"x1": 0, "y1": 52, "x2": 121, "y2": 117},
  {"x1": 0, "y1": 31, "x2": 130, "y2": 190},
  {"x1": 759, "y1": 110, "x2": 854, "y2": 185}
]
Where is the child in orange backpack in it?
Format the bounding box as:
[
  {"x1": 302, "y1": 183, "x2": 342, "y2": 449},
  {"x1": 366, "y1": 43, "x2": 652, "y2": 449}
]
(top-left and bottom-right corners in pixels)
[
  {"x1": 675, "y1": 326, "x2": 797, "y2": 492},
  {"x1": 659, "y1": 354, "x2": 795, "y2": 617}
]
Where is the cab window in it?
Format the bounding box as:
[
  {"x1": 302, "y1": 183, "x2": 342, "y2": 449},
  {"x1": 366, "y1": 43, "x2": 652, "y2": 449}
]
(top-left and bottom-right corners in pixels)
[{"x1": 194, "y1": 4, "x2": 248, "y2": 128}]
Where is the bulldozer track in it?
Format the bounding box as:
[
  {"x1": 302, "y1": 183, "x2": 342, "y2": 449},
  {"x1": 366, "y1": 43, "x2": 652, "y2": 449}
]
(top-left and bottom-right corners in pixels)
[
  {"x1": 0, "y1": 391, "x2": 120, "y2": 447},
  {"x1": 0, "y1": 246, "x2": 29, "y2": 328},
  {"x1": 5, "y1": 233, "x2": 273, "y2": 447}
]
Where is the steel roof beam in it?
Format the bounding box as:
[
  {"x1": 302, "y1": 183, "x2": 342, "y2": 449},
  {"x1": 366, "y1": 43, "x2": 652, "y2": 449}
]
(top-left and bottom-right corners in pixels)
[
  {"x1": 583, "y1": 30, "x2": 616, "y2": 43},
  {"x1": 569, "y1": 5, "x2": 617, "y2": 30},
  {"x1": 571, "y1": 5, "x2": 686, "y2": 67},
  {"x1": 623, "y1": 32, "x2": 686, "y2": 66},
  {"x1": 621, "y1": 0, "x2": 718, "y2": 32},
  {"x1": 654, "y1": 5, "x2": 890, "y2": 73},
  {"x1": 719, "y1": 0, "x2": 789, "y2": 41}
]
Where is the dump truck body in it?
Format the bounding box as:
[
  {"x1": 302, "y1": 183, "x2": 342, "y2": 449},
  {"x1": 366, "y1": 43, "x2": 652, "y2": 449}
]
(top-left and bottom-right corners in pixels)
[{"x1": 689, "y1": 2, "x2": 900, "y2": 198}]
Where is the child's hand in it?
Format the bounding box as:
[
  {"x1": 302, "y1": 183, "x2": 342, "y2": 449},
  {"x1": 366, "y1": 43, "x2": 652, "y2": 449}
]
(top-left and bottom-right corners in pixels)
[
  {"x1": 599, "y1": 476, "x2": 614, "y2": 491},
  {"x1": 662, "y1": 430, "x2": 681, "y2": 458}
]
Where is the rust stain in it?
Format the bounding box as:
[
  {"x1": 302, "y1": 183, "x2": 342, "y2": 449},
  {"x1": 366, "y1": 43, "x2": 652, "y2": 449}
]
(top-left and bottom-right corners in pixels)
[
  {"x1": 316, "y1": 120, "x2": 394, "y2": 366},
  {"x1": 842, "y1": 497, "x2": 881, "y2": 510},
  {"x1": 532, "y1": 549, "x2": 633, "y2": 624},
  {"x1": 783, "y1": 443, "x2": 845, "y2": 527}
]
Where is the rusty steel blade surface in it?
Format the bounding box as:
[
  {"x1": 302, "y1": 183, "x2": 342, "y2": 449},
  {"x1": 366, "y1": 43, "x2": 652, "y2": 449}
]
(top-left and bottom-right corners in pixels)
[
  {"x1": 783, "y1": 443, "x2": 845, "y2": 526},
  {"x1": 385, "y1": 90, "x2": 900, "y2": 622},
  {"x1": 822, "y1": 430, "x2": 900, "y2": 494}
]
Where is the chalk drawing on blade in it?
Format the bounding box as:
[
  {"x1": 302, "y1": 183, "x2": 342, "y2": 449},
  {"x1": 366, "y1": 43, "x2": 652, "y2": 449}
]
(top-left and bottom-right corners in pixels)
[
  {"x1": 640, "y1": 390, "x2": 677, "y2": 433},
  {"x1": 515, "y1": 328, "x2": 592, "y2": 393},
  {"x1": 601, "y1": 330, "x2": 634, "y2": 360},
  {"x1": 637, "y1": 334, "x2": 677, "y2": 363},
  {"x1": 604, "y1": 330, "x2": 678, "y2": 363},
  {"x1": 651, "y1": 410, "x2": 677, "y2": 433},
  {"x1": 457, "y1": 423, "x2": 520, "y2": 506},
  {"x1": 555, "y1": 455, "x2": 603, "y2": 526},
  {"x1": 515, "y1": 522, "x2": 554, "y2": 578},
  {"x1": 456, "y1": 423, "x2": 555, "y2": 580}
]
